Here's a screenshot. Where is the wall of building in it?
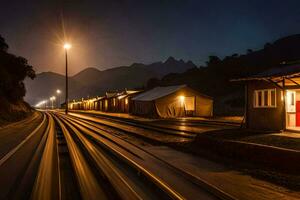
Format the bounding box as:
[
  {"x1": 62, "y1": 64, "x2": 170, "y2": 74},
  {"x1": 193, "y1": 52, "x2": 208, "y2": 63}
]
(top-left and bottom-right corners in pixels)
[
  {"x1": 195, "y1": 95, "x2": 213, "y2": 117},
  {"x1": 154, "y1": 87, "x2": 213, "y2": 118},
  {"x1": 247, "y1": 80, "x2": 284, "y2": 131},
  {"x1": 132, "y1": 101, "x2": 158, "y2": 117}
]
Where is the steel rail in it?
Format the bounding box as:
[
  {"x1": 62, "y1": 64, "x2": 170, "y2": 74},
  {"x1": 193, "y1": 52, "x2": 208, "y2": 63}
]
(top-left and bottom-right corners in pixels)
[
  {"x1": 69, "y1": 112, "x2": 196, "y2": 138},
  {"x1": 31, "y1": 113, "x2": 60, "y2": 200},
  {"x1": 57, "y1": 113, "x2": 191, "y2": 200},
  {"x1": 60, "y1": 113, "x2": 237, "y2": 200},
  {"x1": 70, "y1": 110, "x2": 238, "y2": 134},
  {"x1": 53, "y1": 115, "x2": 108, "y2": 200},
  {"x1": 64, "y1": 113, "x2": 193, "y2": 145},
  {"x1": 54, "y1": 114, "x2": 144, "y2": 200},
  {"x1": 0, "y1": 113, "x2": 47, "y2": 167}
]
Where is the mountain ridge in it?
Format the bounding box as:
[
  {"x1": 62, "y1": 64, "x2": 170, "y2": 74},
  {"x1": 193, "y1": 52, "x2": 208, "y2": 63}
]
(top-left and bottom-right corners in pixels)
[{"x1": 25, "y1": 57, "x2": 196, "y2": 105}]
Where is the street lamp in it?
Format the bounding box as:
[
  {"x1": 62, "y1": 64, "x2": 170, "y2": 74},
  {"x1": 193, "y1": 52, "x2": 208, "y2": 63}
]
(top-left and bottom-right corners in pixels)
[
  {"x1": 64, "y1": 43, "x2": 71, "y2": 114},
  {"x1": 50, "y1": 96, "x2": 56, "y2": 109},
  {"x1": 44, "y1": 100, "x2": 48, "y2": 110},
  {"x1": 56, "y1": 89, "x2": 61, "y2": 109}
]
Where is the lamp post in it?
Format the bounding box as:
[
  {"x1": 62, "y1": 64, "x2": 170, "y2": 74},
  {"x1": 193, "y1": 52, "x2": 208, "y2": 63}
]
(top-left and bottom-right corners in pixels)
[
  {"x1": 56, "y1": 89, "x2": 61, "y2": 109},
  {"x1": 50, "y1": 96, "x2": 56, "y2": 109},
  {"x1": 64, "y1": 43, "x2": 71, "y2": 114},
  {"x1": 44, "y1": 100, "x2": 47, "y2": 110}
]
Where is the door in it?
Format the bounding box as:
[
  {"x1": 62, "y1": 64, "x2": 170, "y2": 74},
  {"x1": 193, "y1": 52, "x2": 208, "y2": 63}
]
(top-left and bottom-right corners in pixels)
[{"x1": 296, "y1": 101, "x2": 300, "y2": 126}]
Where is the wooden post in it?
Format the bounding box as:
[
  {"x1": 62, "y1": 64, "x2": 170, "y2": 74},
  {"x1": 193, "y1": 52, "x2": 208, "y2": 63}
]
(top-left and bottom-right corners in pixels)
[
  {"x1": 194, "y1": 95, "x2": 196, "y2": 116},
  {"x1": 244, "y1": 82, "x2": 248, "y2": 128},
  {"x1": 282, "y1": 77, "x2": 286, "y2": 131}
]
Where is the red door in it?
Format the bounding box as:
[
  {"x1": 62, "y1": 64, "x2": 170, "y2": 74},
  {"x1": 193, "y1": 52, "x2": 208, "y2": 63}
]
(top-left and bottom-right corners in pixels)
[{"x1": 296, "y1": 101, "x2": 300, "y2": 126}]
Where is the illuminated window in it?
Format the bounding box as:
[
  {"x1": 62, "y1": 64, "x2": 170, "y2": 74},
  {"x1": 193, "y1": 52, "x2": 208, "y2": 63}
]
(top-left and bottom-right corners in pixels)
[
  {"x1": 105, "y1": 100, "x2": 108, "y2": 108},
  {"x1": 254, "y1": 89, "x2": 276, "y2": 108},
  {"x1": 125, "y1": 98, "x2": 128, "y2": 105},
  {"x1": 286, "y1": 91, "x2": 296, "y2": 112}
]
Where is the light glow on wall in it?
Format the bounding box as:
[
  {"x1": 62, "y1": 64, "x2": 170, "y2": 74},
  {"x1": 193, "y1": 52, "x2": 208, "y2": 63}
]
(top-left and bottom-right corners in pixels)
[{"x1": 179, "y1": 96, "x2": 185, "y2": 105}]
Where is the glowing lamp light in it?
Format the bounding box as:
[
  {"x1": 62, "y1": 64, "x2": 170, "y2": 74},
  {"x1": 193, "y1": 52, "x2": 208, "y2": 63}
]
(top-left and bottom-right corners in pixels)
[
  {"x1": 64, "y1": 43, "x2": 71, "y2": 50},
  {"x1": 56, "y1": 89, "x2": 61, "y2": 94},
  {"x1": 179, "y1": 96, "x2": 185, "y2": 102},
  {"x1": 50, "y1": 96, "x2": 56, "y2": 101}
]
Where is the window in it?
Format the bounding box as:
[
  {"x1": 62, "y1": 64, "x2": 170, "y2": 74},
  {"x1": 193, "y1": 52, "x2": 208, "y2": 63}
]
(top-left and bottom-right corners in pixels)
[
  {"x1": 254, "y1": 89, "x2": 276, "y2": 108},
  {"x1": 286, "y1": 91, "x2": 296, "y2": 112}
]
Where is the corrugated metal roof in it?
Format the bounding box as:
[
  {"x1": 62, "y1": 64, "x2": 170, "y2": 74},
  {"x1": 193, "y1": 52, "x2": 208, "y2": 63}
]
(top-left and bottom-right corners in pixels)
[
  {"x1": 232, "y1": 65, "x2": 300, "y2": 81},
  {"x1": 132, "y1": 85, "x2": 186, "y2": 101}
]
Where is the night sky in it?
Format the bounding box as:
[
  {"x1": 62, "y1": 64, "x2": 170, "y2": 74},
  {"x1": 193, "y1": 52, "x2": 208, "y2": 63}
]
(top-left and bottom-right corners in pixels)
[{"x1": 1, "y1": 0, "x2": 300, "y2": 75}]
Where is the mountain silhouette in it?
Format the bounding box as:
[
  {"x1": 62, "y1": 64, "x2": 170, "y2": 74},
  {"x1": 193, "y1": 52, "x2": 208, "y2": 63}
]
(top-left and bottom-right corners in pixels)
[
  {"x1": 150, "y1": 34, "x2": 300, "y2": 115},
  {"x1": 25, "y1": 57, "x2": 196, "y2": 105}
]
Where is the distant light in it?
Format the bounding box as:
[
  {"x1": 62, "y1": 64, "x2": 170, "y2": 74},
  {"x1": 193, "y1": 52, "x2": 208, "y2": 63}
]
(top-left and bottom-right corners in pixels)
[
  {"x1": 35, "y1": 100, "x2": 47, "y2": 108},
  {"x1": 50, "y1": 96, "x2": 56, "y2": 101},
  {"x1": 56, "y1": 89, "x2": 61, "y2": 94},
  {"x1": 64, "y1": 43, "x2": 71, "y2": 50}
]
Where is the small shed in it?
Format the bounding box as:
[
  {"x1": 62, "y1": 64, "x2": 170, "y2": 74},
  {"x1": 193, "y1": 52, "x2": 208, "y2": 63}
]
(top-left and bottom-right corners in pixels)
[
  {"x1": 131, "y1": 85, "x2": 213, "y2": 118},
  {"x1": 232, "y1": 64, "x2": 300, "y2": 131}
]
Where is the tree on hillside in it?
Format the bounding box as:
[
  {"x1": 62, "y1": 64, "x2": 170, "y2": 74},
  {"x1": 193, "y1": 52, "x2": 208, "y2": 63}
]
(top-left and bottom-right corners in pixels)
[
  {"x1": 146, "y1": 77, "x2": 161, "y2": 89},
  {"x1": 0, "y1": 35, "x2": 35, "y2": 102},
  {"x1": 0, "y1": 36, "x2": 8, "y2": 51},
  {"x1": 206, "y1": 55, "x2": 221, "y2": 68}
]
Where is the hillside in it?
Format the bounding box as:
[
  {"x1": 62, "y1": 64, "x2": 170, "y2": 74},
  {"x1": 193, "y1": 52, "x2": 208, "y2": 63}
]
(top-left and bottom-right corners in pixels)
[
  {"x1": 0, "y1": 35, "x2": 35, "y2": 125},
  {"x1": 25, "y1": 57, "x2": 196, "y2": 105},
  {"x1": 153, "y1": 34, "x2": 300, "y2": 115}
]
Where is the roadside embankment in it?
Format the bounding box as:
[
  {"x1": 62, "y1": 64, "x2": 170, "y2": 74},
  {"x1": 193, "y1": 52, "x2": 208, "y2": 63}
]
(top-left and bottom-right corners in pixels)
[{"x1": 0, "y1": 97, "x2": 33, "y2": 126}]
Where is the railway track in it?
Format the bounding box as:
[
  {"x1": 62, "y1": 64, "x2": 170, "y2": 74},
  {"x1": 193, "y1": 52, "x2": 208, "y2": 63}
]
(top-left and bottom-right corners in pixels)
[
  {"x1": 70, "y1": 110, "x2": 239, "y2": 135},
  {"x1": 66, "y1": 112, "x2": 195, "y2": 144},
  {"x1": 54, "y1": 112, "x2": 235, "y2": 200},
  {"x1": 0, "y1": 111, "x2": 236, "y2": 200}
]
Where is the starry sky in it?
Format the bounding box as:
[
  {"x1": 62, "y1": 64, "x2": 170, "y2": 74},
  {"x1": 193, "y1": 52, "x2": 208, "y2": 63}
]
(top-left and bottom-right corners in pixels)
[{"x1": 1, "y1": 0, "x2": 300, "y2": 75}]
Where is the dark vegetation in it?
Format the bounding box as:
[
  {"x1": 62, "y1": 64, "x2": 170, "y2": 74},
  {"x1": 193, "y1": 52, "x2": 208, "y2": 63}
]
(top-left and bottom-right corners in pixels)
[
  {"x1": 147, "y1": 34, "x2": 300, "y2": 115},
  {"x1": 0, "y1": 35, "x2": 35, "y2": 124}
]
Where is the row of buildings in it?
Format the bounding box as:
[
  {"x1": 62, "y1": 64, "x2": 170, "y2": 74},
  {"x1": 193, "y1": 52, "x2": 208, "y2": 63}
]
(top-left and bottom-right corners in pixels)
[
  {"x1": 69, "y1": 64, "x2": 300, "y2": 132},
  {"x1": 68, "y1": 85, "x2": 214, "y2": 118}
]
